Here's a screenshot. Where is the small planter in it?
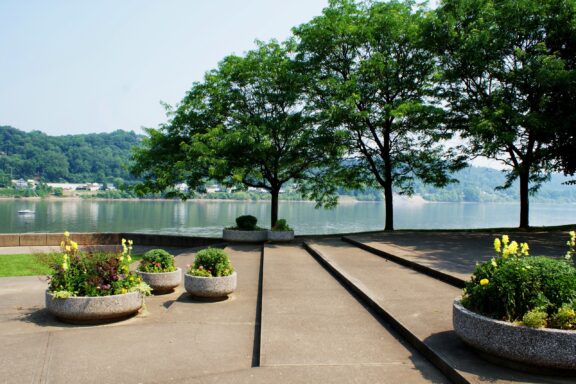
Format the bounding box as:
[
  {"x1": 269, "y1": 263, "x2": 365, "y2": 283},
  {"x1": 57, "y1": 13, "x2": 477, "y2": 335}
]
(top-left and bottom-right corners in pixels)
[
  {"x1": 137, "y1": 268, "x2": 181, "y2": 294},
  {"x1": 184, "y1": 272, "x2": 237, "y2": 299},
  {"x1": 453, "y1": 299, "x2": 576, "y2": 370},
  {"x1": 223, "y1": 229, "x2": 267, "y2": 243},
  {"x1": 267, "y1": 230, "x2": 294, "y2": 242},
  {"x1": 45, "y1": 291, "x2": 142, "y2": 324}
]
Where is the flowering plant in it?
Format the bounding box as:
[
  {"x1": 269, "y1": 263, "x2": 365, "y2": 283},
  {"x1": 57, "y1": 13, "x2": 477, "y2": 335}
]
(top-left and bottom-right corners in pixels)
[
  {"x1": 138, "y1": 249, "x2": 177, "y2": 273},
  {"x1": 462, "y1": 234, "x2": 576, "y2": 329},
  {"x1": 187, "y1": 248, "x2": 234, "y2": 277},
  {"x1": 48, "y1": 232, "x2": 150, "y2": 298}
]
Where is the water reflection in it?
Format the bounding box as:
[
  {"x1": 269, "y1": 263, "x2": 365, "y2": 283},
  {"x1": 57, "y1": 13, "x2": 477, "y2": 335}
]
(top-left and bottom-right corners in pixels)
[{"x1": 0, "y1": 199, "x2": 574, "y2": 236}]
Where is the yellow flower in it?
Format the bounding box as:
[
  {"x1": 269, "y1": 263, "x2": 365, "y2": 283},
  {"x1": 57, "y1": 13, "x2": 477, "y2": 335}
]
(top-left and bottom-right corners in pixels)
[
  {"x1": 119, "y1": 256, "x2": 124, "y2": 262},
  {"x1": 491, "y1": 258, "x2": 497, "y2": 268},
  {"x1": 62, "y1": 261, "x2": 68, "y2": 271},
  {"x1": 502, "y1": 235, "x2": 509, "y2": 246},
  {"x1": 64, "y1": 231, "x2": 70, "y2": 238},
  {"x1": 65, "y1": 245, "x2": 71, "y2": 252},
  {"x1": 508, "y1": 241, "x2": 518, "y2": 255},
  {"x1": 122, "y1": 238, "x2": 126, "y2": 245},
  {"x1": 480, "y1": 278, "x2": 489, "y2": 286},
  {"x1": 493, "y1": 238, "x2": 501, "y2": 253},
  {"x1": 128, "y1": 239, "x2": 133, "y2": 246},
  {"x1": 520, "y1": 242, "x2": 529, "y2": 256},
  {"x1": 126, "y1": 256, "x2": 132, "y2": 263},
  {"x1": 70, "y1": 241, "x2": 78, "y2": 250},
  {"x1": 120, "y1": 288, "x2": 127, "y2": 294},
  {"x1": 60, "y1": 241, "x2": 65, "y2": 248}
]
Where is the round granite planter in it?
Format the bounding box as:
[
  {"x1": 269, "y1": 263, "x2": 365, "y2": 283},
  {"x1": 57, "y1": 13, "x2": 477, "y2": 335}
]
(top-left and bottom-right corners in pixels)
[
  {"x1": 45, "y1": 291, "x2": 142, "y2": 324},
  {"x1": 137, "y1": 268, "x2": 181, "y2": 294},
  {"x1": 453, "y1": 299, "x2": 576, "y2": 370},
  {"x1": 184, "y1": 272, "x2": 237, "y2": 299},
  {"x1": 222, "y1": 229, "x2": 267, "y2": 243},
  {"x1": 267, "y1": 230, "x2": 294, "y2": 242}
]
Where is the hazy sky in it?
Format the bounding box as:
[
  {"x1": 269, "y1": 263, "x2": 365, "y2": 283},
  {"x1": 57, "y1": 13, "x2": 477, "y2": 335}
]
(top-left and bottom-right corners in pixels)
[{"x1": 0, "y1": 0, "x2": 329, "y2": 136}]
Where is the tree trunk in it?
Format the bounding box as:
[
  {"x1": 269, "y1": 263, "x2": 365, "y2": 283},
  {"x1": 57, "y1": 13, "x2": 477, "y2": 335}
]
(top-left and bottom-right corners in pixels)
[
  {"x1": 384, "y1": 179, "x2": 394, "y2": 231},
  {"x1": 519, "y1": 167, "x2": 530, "y2": 229},
  {"x1": 271, "y1": 188, "x2": 279, "y2": 228}
]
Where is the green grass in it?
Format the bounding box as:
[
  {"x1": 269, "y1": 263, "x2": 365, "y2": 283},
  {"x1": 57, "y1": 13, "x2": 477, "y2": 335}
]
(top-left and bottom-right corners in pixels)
[{"x1": 0, "y1": 253, "x2": 144, "y2": 277}]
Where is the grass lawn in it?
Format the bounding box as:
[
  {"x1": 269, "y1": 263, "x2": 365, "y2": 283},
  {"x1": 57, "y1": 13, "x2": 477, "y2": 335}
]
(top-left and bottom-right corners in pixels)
[{"x1": 0, "y1": 254, "x2": 144, "y2": 277}]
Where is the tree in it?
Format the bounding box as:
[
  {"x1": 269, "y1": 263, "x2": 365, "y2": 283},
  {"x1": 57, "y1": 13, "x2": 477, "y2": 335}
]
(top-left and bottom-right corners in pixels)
[
  {"x1": 294, "y1": 0, "x2": 465, "y2": 230},
  {"x1": 427, "y1": 0, "x2": 576, "y2": 228},
  {"x1": 131, "y1": 40, "x2": 346, "y2": 226}
]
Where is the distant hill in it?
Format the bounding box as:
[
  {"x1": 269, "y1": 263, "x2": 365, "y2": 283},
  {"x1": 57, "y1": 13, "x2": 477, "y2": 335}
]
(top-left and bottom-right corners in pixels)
[
  {"x1": 0, "y1": 125, "x2": 142, "y2": 183},
  {"x1": 415, "y1": 167, "x2": 576, "y2": 203}
]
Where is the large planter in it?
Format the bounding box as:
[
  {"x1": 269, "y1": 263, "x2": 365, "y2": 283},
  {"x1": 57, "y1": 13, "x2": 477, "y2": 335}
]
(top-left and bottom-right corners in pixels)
[
  {"x1": 453, "y1": 299, "x2": 576, "y2": 370},
  {"x1": 267, "y1": 230, "x2": 294, "y2": 242},
  {"x1": 184, "y1": 272, "x2": 237, "y2": 298},
  {"x1": 223, "y1": 229, "x2": 267, "y2": 243},
  {"x1": 45, "y1": 291, "x2": 142, "y2": 324},
  {"x1": 137, "y1": 268, "x2": 181, "y2": 293}
]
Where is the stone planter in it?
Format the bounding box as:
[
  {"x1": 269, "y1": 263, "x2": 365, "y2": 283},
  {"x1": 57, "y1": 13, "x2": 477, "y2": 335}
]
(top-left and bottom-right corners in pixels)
[
  {"x1": 222, "y1": 229, "x2": 267, "y2": 243},
  {"x1": 453, "y1": 299, "x2": 576, "y2": 370},
  {"x1": 267, "y1": 230, "x2": 294, "y2": 242},
  {"x1": 184, "y1": 272, "x2": 237, "y2": 298},
  {"x1": 137, "y1": 268, "x2": 181, "y2": 293},
  {"x1": 45, "y1": 291, "x2": 142, "y2": 324}
]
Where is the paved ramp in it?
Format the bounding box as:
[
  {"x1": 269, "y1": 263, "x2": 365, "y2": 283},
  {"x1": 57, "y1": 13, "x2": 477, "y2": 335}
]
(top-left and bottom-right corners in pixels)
[{"x1": 260, "y1": 243, "x2": 448, "y2": 383}]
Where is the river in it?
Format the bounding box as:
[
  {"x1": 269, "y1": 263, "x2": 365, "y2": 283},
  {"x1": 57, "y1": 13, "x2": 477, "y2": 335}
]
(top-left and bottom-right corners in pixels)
[{"x1": 1, "y1": 198, "x2": 575, "y2": 236}]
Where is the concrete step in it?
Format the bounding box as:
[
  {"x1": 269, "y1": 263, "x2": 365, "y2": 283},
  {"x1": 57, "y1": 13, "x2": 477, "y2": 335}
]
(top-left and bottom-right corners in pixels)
[
  {"x1": 304, "y1": 239, "x2": 573, "y2": 384},
  {"x1": 260, "y1": 243, "x2": 449, "y2": 383}
]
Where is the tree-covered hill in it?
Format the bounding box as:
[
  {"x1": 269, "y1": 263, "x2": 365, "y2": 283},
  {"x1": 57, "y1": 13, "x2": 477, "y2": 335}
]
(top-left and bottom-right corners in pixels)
[{"x1": 0, "y1": 125, "x2": 141, "y2": 183}]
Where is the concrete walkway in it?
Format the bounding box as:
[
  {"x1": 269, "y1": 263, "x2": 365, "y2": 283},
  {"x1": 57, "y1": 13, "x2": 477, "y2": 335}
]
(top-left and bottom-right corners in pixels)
[{"x1": 1, "y1": 231, "x2": 574, "y2": 383}]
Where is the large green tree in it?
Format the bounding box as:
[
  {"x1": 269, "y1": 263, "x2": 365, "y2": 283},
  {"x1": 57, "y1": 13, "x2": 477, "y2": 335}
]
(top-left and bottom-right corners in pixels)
[
  {"x1": 132, "y1": 41, "x2": 346, "y2": 226},
  {"x1": 295, "y1": 0, "x2": 465, "y2": 230},
  {"x1": 427, "y1": 0, "x2": 576, "y2": 228}
]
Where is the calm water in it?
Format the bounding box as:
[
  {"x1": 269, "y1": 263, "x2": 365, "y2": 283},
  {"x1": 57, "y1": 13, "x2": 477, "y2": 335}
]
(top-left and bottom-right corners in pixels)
[{"x1": 1, "y1": 199, "x2": 575, "y2": 236}]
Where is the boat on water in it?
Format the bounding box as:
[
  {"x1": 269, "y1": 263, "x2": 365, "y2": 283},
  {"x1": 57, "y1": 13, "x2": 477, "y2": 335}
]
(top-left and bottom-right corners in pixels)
[{"x1": 17, "y1": 209, "x2": 35, "y2": 215}]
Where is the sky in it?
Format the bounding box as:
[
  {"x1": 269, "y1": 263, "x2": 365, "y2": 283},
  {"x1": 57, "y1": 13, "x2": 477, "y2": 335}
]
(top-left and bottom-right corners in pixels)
[{"x1": 0, "y1": 0, "x2": 329, "y2": 136}]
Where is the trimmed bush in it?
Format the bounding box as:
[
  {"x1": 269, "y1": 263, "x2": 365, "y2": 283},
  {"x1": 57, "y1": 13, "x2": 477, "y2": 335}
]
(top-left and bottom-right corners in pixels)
[
  {"x1": 272, "y1": 219, "x2": 292, "y2": 231},
  {"x1": 188, "y1": 248, "x2": 234, "y2": 277},
  {"x1": 138, "y1": 249, "x2": 176, "y2": 273},
  {"x1": 236, "y1": 215, "x2": 258, "y2": 230}
]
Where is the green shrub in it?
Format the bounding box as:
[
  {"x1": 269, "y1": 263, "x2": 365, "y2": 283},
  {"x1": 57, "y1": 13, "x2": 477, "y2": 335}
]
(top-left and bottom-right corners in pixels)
[
  {"x1": 462, "y1": 235, "x2": 576, "y2": 327},
  {"x1": 272, "y1": 219, "x2": 292, "y2": 231},
  {"x1": 138, "y1": 249, "x2": 176, "y2": 273},
  {"x1": 550, "y1": 304, "x2": 576, "y2": 330},
  {"x1": 187, "y1": 248, "x2": 234, "y2": 277},
  {"x1": 522, "y1": 309, "x2": 548, "y2": 328},
  {"x1": 235, "y1": 215, "x2": 258, "y2": 230}
]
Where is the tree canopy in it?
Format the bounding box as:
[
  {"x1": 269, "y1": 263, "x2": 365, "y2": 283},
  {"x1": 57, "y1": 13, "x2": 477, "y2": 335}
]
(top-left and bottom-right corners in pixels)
[
  {"x1": 427, "y1": 0, "x2": 576, "y2": 227},
  {"x1": 132, "y1": 41, "x2": 347, "y2": 226},
  {"x1": 294, "y1": 0, "x2": 466, "y2": 230}
]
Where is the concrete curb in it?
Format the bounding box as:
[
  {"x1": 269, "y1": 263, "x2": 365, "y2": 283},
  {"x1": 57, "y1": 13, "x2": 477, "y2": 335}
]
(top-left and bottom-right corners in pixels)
[{"x1": 303, "y1": 241, "x2": 470, "y2": 384}]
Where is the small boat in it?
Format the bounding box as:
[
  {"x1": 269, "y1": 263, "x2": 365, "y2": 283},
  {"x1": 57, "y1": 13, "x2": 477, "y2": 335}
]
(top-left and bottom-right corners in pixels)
[{"x1": 18, "y1": 209, "x2": 35, "y2": 215}]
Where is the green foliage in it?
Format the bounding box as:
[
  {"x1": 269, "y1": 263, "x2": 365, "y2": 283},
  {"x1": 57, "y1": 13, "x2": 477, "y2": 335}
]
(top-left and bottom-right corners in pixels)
[
  {"x1": 0, "y1": 125, "x2": 140, "y2": 183},
  {"x1": 131, "y1": 40, "x2": 348, "y2": 226},
  {"x1": 138, "y1": 249, "x2": 176, "y2": 273},
  {"x1": 272, "y1": 219, "x2": 292, "y2": 231},
  {"x1": 522, "y1": 309, "x2": 548, "y2": 328},
  {"x1": 426, "y1": 0, "x2": 576, "y2": 227},
  {"x1": 235, "y1": 215, "x2": 258, "y2": 230},
  {"x1": 187, "y1": 248, "x2": 234, "y2": 277},
  {"x1": 550, "y1": 304, "x2": 576, "y2": 330},
  {"x1": 462, "y1": 236, "x2": 576, "y2": 327},
  {"x1": 48, "y1": 234, "x2": 150, "y2": 297},
  {"x1": 294, "y1": 0, "x2": 466, "y2": 230}
]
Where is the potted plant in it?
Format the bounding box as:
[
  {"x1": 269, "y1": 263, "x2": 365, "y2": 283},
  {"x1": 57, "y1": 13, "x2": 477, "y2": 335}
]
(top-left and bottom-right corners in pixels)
[
  {"x1": 45, "y1": 233, "x2": 151, "y2": 324},
  {"x1": 453, "y1": 232, "x2": 576, "y2": 370},
  {"x1": 268, "y1": 218, "x2": 294, "y2": 242},
  {"x1": 137, "y1": 249, "x2": 181, "y2": 293},
  {"x1": 222, "y1": 215, "x2": 267, "y2": 242},
  {"x1": 184, "y1": 248, "x2": 236, "y2": 299}
]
